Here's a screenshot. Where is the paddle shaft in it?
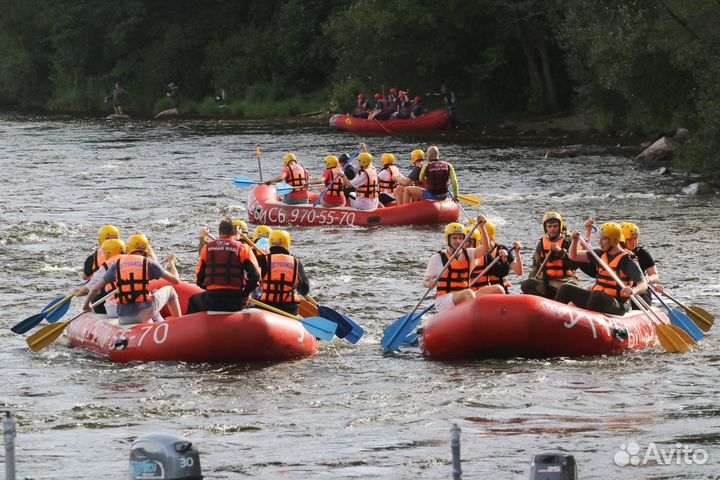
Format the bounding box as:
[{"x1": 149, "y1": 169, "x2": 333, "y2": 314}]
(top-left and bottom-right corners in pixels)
[
  {"x1": 313, "y1": 147, "x2": 362, "y2": 207},
  {"x1": 534, "y1": 252, "x2": 553, "y2": 279},
  {"x1": 249, "y1": 298, "x2": 302, "y2": 320},
  {"x1": 256, "y1": 145, "x2": 263, "y2": 182},
  {"x1": 467, "y1": 255, "x2": 503, "y2": 289},
  {"x1": 663, "y1": 291, "x2": 701, "y2": 314},
  {"x1": 46, "y1": 282, "x2": 87, "y2": 315}
]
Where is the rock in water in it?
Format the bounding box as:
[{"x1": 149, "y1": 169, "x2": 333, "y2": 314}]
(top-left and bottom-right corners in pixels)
[
  {"x1": 636, "y1": 136, "x2": 681, "y2": 166},
  {"x1": 681, "y1": 182, "x2": 714, "y2": 196}
]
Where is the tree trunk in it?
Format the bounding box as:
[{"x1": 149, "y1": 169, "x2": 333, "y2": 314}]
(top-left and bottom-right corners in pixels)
[{"x1": 537, "y1": 39, "x2": 559, "y2": 110}]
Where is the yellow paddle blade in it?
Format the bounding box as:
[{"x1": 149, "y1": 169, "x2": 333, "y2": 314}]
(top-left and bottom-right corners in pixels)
[
  {"x1": 655, "y1": 324, "x2": 692, "y2": 353},
  {"x1": 686, "y1": 306, "x2": 713, "y2": 332},
  {"x1": 304, "y1": 295, "x2": 319, "y2": 307},
  {"x1": 256, "y1": 146, "x2": 261, "y2": 156},
  {"x1": 457, "y1": 194, "x2": 481, "y2": 207},
  {"x1": 27, "y1": 321, "x2": 71, "y2": 352},
  {"x1": 299, "y1": 298, "x2": 319, "y2": 318}
]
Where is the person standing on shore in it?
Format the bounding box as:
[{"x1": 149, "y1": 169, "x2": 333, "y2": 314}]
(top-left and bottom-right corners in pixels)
[{"x1": 104, "y1": 82, "x2": 127, "y2": 115}]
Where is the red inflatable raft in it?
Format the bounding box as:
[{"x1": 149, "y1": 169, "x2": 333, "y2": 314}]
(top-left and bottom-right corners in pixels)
[
  {"x1": 421, "y1": 294, "x2": 663, "y2": 359},
  {"x1": 329, "y1": 109, "x2": 450, "y2": 134},
  {"x1": 248, "y1": 184, "x2": 460, "y2": 227},
  {"x1": 66, "y1": 281, "x2": 319, "y2": 363}
]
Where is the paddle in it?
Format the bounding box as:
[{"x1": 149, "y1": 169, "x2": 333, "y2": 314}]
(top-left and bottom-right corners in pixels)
[
  {"x1": 249, "y1": 298, "x2": 336, "y2": 341},
  {"x1": 233, "y1": 176, "x2": 294, "y2": 195},
  {"x1": 305, "y1": 294, "x2": 364, "y2": 344},
  {"x1": 256, "y1": 145, "x2": 264, "y2": 182},
  {"x1": 11, "y1": 283, "x2": 87, "y2": 334},
  {"x1": 534, "y1": 251, "x2": 553, "y2": 279},
  {"x1": 373, "y1": 117, "x2": 391, "y2": 133},
  {"x1": 648, "y1": 288, "x2": 703, "y2": 342},
  {"x1": 577, "y1": 237, "x2": 691, "y2": 353},
  {"x1": 456, "y1": 194, "x2": 481, "y2": 207},
  {"x1": 26, "y1": 289, "x2": 117, "y2": 353},
  {"x1": 662, "y1": 291, "x2": 714, "y2": 332},
  {"x1": 313, "y1": 147, "x2": 362, "y2": 207},
  {"x1": 381, "y1": 221, "x2": 481, "y2": 352}
]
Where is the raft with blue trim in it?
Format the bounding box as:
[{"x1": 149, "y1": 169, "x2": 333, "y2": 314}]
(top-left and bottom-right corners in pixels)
[
  {"x1": 329, "y1": 109, "x2": 449, "y2": 134},
  {"x1": 421, "y1": 294, "x2": 663, "y2": 359}
]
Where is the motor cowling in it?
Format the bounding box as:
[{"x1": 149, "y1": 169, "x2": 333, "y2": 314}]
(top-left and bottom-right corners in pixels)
[
  {"x1": 529, "y1": 453, "x2": 577, "y2": 480},
  {"x1": 130, "y1": 433, "x2": 202, "y2": 479}
]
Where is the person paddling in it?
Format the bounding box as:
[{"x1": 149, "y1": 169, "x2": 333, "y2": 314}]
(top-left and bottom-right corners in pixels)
[
  {"x1": 84, "y1": 225, "x2": 121, "y2": 280},
  {"x1": 555, "y1": 223, "x2": 647, "y2": 315},
  {"x1": 377, "y1": 153, "x2": 405, "y2": 206},
  {"x1": 256, "y1": 230, "x2": 309, "y2": 316},
  {"x1": 309, "y1": 155, "x2": 346, "y2": 207},
  {"x1": 402, "y1": 146, "x2": 459, "y2": 204},
  {"x1": 621, "y1": 221, "x2": 663, "y2": 306},
  {"x1": 466, "y1": 221, "x2": 522, "y2": 294},
  {"x1": 395, "y1": 149, "x2": 426, "y2": 205},
  {"x1": 265, "y1": 153, "x2": 312, "y2": 205},
  {"x1": 339, "y1": 149, "x2": 381, "y2": 211},
  {"x1": 77, "y1": 238, "x2": 126, "y2": 316}
]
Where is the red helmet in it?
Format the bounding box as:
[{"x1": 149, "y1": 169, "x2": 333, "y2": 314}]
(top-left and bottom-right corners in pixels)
[
  {"x1": 390, "y1": 87, "x2": 398, "y2": 95},
  {"x1": 399, "y1": 91, "x2": 408, "y2": 100},
  {"x1": 358, "y1": 93, "x2": 365, "y2": 100},
  {"x1": 374, "y1": 93, "x2": 383, "y2": 100},
  {"x1": 415, "y1": 95, "x2": 422, "y2": 103}
]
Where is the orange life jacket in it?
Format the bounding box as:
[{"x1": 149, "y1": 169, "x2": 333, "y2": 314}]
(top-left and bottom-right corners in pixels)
[
  {"x1": 470, "y1": 244, "x2": 510, "y2": 290},
  {"x1": 324, "y1": 166, "x2": 344, "y2": 197},
  {"x1": 540, "y1": 236, "x2": 575, "y2": 278},
  {"x1": 436, "y1": 249, "x2": 470, "y2": 297},
  {"x1": 115, "y1": 254, "x2": 152, "y2": 304},
  {"x1": 90, "y1": 248, "x2": 107, "y2": 275},
  {"x1": 286, "y1": 163, "x2": 309, "y2": 192},
  {"x1": 356, "y1": 166, "x2": 379, "y2": 199},
  {"x1": 260, "y1": 253, "x2": 300, "y2": 304},
  {"x1": 99, "y1": 255, "x2": 122, "y2": 297},
  {"x1": 592, "y1": 251, "x2": 633, "y2": 298},
  {"x1": 379, "y1": 165, "x2": 400, "y2": 193},
  {"x1": 203, "y1": 238, "x2": 248, "y2": 290}
]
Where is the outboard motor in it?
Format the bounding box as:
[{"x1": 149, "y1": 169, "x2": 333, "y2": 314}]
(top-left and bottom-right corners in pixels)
[
  {"x1": 130, "y1": 433, "x2": 202, "y2": 479},
  {"x1": 529, "y1": 453, "x2": 577, "y2": 480}
]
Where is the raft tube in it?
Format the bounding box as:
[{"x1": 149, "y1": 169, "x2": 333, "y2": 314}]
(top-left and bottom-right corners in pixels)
[
  {"x1": 421, "y1": 294, "x2": 663, "y2": 359},
  {"x1": 248, "y1": 184, "x2": 460, "y2": 227},
  {"x1": 329, "y1": 109, "x2": 450, "y2": 134}
]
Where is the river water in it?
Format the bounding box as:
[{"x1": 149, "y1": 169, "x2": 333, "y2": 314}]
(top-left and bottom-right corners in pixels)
[{"x1": 1, "y1": 113, "x2": 718, "y2": 479}]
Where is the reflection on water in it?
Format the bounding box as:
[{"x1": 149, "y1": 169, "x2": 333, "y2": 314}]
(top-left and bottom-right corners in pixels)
[{"x1": 1, "y1": 113, "x2": 719, "y2": 478}]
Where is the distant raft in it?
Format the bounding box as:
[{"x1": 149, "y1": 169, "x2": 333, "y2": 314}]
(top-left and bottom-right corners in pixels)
[
  {"x1": 421, "y1": 294, "x2": 663, "y2": 359},
  {"x1": 66, "y1": 280, "x2": 319, "y2": 363},
  {"x1": 329, "y1": 109, "x2": 450, "y2": 134},
  {"x1": 248, "y1": 184, "x2": 460, "y2": 227}
]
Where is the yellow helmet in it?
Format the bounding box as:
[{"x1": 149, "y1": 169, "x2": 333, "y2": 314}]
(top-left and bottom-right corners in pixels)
[
  {"x1": 98, "y1": 225, "x2": 120, "y2": 245},
  {"x1": 598, "y1": 222, "x2": 624, "y2": 247},
  {"x1": 542, "y1": 211, "x2": 564, "y2": 233},
  {"x1": 463, "y1": 226, "x2": 482, "y2": 246},
  {"x1": 620, "y1": 222, "x2": 639, "y2": 241},
  {"x1": 444, "y1": 222, "x2": 465, "y2": 245},
  {"x1": 126, "y1": 233, "x2": 150, "y2": 254},
  {"x1": 252, "y1": 225, "x2": 272, "y2": 242},
  {"x1": 325, "y1": 155, "x2": 339, "y2": 169},
  {"x1": 234, "y1": 219, "x2": 249, "y2": 234},
  {"x1": 484, "y1": 221, "x2": 496, "y2": 240},
  {"x1": 411, "y1": 149, "x2": 425, "y2": 164},
  {"x1": 381, "y1": 153, "x2": 396, "y2": 167},
  {"x1": 358, "y1": 152, "x2": 373, "y2": 168},
  {"x1": 101, "y1": 238, "x2": 126, "y2": 260},
  {"x1": 283, "y1": 152, "x2": 298, "y2": 166},
  {"x1": 269, "y1": 229, "x2": 292, "y2": 250}
]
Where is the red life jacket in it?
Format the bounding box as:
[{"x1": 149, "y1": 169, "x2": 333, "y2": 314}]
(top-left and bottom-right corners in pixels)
[
  {"x1": 115, "y1": 255, "x2": 152, "y2": 304},
  {"x1": 286, "y1": 163, "x2": 309, "y2": 192},
  {"x1": 325, "y1": 166, "x2": 344, "y2": 197},
  {"x1": 540, "y1": 236, "x2": 575, "y2": 278},
  {"x1": 204, "y1": 238, "x2": 248, "y2": 290},
  {"x1": 355, "y1": 100, "x2": 369, "y2": 115},
  {"x1": 436, "y1": 249, "x2": 470, "y2": 297},
  {"x1": 592, "y1": 251, "x2": 633, "y2": 299},
  {"x1": 260, "y1": 253, "x2": 300, "y2": 304},
  {"x1": 379, "y1": 165, "x2": 400, "y2": 193},
  {"x1": 356, "y1": 167, "x2": 379, "y2": 199},
  {"x1": 470, "y1": 244, "x2": 510, "y2": 290},
  {"x1": 426, "y1": 160, "x2": 450, "y2": 195}
]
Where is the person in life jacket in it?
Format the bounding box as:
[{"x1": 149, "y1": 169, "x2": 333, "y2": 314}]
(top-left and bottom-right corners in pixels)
[
  {"x1": 353, "y1": 93, "x2": 370, "y2": 119},
  {"x1": 83, "y1": 233, "x2": 181, "y2": 325},
  {"x1": 368, "y1": 93, "x2": 390, "y2": 121},
  {"x1": 520, "y1": 212, "x2": 582, "y2": 299},
  {"x1": 392, "y1": 91, "x2": 413, "y2": 119},
  {"x1": 198, "y1": 219, "x2": 253, "y2": 254},
  {"x1": 620, "y1": 221, "x2": 662, "y2": 307},
  {"x1": 251, "y1": 225, "x2": 273, "y2": 253},
  {"x1": 84, "y1": 224, "x2": 121, "y2": 280},
  {"x1": 402, "y1": 146, "x2": 459, "y2": 204},
  {"x1": 77, "y1": 238, "x2": 126, "y2": 316},
  {"x1": 256, "y1": 230, "x2": 310, "y2": 316},
  {"x1": 422, "y1": 216, "x2": 494, "y2": 313},
  {"x1": 377, "y1": 153, "x2": 406, "y2": 206},
  {"x1": 412, "y1": 95, "x2": 427, "y2": 117},
  {"x1": 309, "y1": 155, "x2": 347, "y2": 207},
  {"x1": 340, "y1": 148, "x2": 381, "y2": 211},
  {"x1": 386, "y1": 87, "x2": 400, "y2": 114},
  {"x1": 465, "y1": 222, "x2": 522, "y2": 294},
  {"x1": 187, "y1": 217, "x2": 261, "y2": 314},
  {"x1": 555, "y1": 223, "x2": 647, "y2": 315},
  {"x1": 395, "y1": 149, "x2": 427, "y2": 205},
  {"x1": 265, "y1": 152, "x2": 312, "y2": 205}
]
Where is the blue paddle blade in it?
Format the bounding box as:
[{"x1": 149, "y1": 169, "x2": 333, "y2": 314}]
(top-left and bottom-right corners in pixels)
[
  {"x1": 275, "y1": 182, "x2": 293, "y2": 195},
  {"x1": 317, "y1": 305, "x2": 364, "y2": 343},
  {"x1": 670, "y1": 308, "x2": 704, "y2": 342},
  {"x1": 402, "y1": 332, "x2": 419, "y2": 347},
  {"x1": 44, "y1": 296, "x2": 72, "y2": 323},
  {"x1": 10, "y1": 311, "x2": 47, "y2": 334},
  {"x1": 299, "y1": 316, "x2": 336, "y2": 341},
  {"x1": 233, "y1": 176, "x2": 258, "y2": 188},
  {"x1": 341, "y1": 313, "x2": 364, "y2": 344},
  {"x1": 381, "y1": 313, "x2": 422, "y2": 352}
]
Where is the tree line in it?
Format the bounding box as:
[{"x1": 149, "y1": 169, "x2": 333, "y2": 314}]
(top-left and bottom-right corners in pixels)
[{"x1": 0, "y1": 0, "x2": 718, "y2": 179}]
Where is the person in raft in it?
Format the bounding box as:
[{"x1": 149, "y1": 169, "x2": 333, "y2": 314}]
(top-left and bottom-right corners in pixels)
[
  {"x1": 187, "y1": 217, "x2": 261, "y2": 314},
  {"x1": 265, "y1": 152, "x2": 312, "y2": 205},
  {"x1": 339, "y1": 149, "x2": 380, "y2": 211},
  {"x1": 77, "y1": 238, "x2": 126, "y2": 316},
  {"x1": 309, "y1": 155, "x2": 346, "y2": 207},
  {"x1": 83, "y1": 233, "x2": 181, "y2": 325},
  {"x1": 520, "y1": 211, "x2": 581, "y2": 299},
  {"x1": 555, "y1": 223, "x2": 647, "y2": 315},
  {"x1": 197, "y1": 219, "x2": 253, "y2": 254},
  {"x1": 84, "y1": 224, "x2": 121, "y2": 280},
  {"x1": 377, "y1": 153, "x2": 405, "y2": 206},
  {"x1": 619, "y1": 221, "x2": 663, "y2": 307},
  {"x1": 394, "y1": 149, "x2": 427, "y2": 205},
  {"x1": 353, "y1": 93, "x2": 370, "y2": 118},
  {"x1": 465, "y1": 221, "x2": 523, "y2": 294},
  {"x1": 255, "y1": 230, "x2": 310, "y2": 316},
  {"x1": 104, "y1": 82, "x2": 128, "y2": 115},
  {"x1": 422, "y1": 216, "x2": 495, "y2": 313},
  {"x1": 251, "y1": 225, "x2": 273, "y2": 252},
  {"x1": 402, "y1": 146, "x2": 459, "y2": 204}
]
